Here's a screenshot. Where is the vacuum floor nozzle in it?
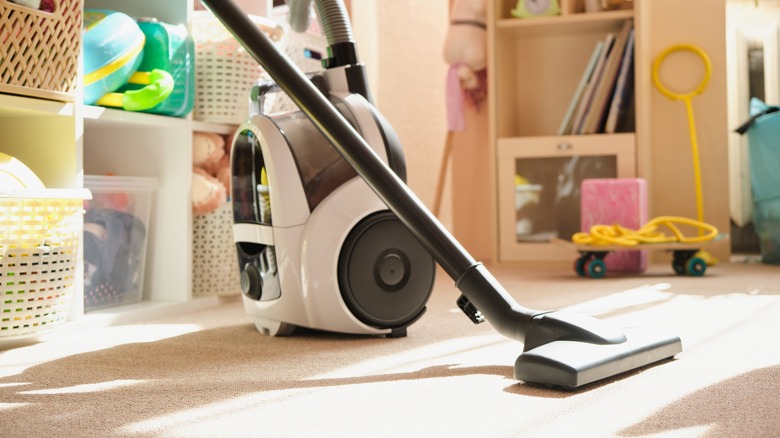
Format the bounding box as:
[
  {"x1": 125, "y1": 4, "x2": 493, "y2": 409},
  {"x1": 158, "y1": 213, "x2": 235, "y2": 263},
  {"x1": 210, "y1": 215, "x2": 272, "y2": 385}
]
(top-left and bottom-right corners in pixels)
[{"x1": 515, "y1": 327, "x2": 682, "y2": 389}]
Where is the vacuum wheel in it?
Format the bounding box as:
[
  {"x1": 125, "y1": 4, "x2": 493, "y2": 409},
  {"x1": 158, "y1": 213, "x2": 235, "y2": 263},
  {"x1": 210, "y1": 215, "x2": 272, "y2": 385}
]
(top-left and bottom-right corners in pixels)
[{"x1": 338, "y1": 211, "x2": 435, "y2": 330}]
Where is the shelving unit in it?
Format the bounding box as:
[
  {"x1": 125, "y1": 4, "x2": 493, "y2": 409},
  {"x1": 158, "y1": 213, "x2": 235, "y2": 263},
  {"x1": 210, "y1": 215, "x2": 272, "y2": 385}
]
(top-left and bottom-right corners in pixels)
[
  {"x1": 2, "y1": 0, "x2": 244, "y2": 331},
  {"x1": 0, "y1": 94, "x2": 79, "y2": 190},
  {"x1": 490, "y1": 1, "x2": 638, "y2": 262},
  {"x1": 77, "y1": 0, "x2": 228, "y2": 319},
  {"x1": 486, "y1": 0, "x2": 731, "y2": 263}
]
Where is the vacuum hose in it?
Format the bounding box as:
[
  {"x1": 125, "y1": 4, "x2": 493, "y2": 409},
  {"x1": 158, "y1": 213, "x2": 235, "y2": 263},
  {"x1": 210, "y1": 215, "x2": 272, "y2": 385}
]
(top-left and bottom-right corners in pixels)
[
  {"x1": 288, "y1": 0, "x2": 358, "y2": 68},
  {"x1": 287, "y1": 0, "x2": 312, "y2": 33},
  {"x1": 313, "y1": 0, "x2": 354, "y2": 45},
  {"x1": 288, "y1": 0, "x2": 353, "y2": 45}
]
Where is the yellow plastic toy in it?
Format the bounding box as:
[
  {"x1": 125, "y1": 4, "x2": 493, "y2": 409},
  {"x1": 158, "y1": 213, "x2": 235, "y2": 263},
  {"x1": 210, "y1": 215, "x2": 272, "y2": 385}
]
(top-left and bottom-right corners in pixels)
[
  {"x1": 652, "y1": 43, "x2": 712, "y2": 230},
  {"x1": 558, "y1": 215, "x2": 722, "y2": 278}
]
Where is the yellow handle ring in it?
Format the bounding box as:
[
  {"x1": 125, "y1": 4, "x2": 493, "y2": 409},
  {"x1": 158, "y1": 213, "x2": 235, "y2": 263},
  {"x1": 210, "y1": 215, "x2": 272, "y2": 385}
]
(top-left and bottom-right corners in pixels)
[{"x1": 652, "y1": 43, "x2": 712, "y2": 101}]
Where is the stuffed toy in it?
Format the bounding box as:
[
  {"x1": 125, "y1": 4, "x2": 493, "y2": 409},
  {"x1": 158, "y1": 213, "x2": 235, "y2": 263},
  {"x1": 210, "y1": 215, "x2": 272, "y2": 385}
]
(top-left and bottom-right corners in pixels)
[
  {"x1": 443, "y1": 0, "x2": 488, "y2": 126},
  {"x1": 192, "y1": 131, "x2": 231, "y2": 216},
  {"x1": 433, "y1": 0, "x2": 489, "y2": 216},
  {"x1": 9, "y1": 0, "x2": 54, "y2": 12}
]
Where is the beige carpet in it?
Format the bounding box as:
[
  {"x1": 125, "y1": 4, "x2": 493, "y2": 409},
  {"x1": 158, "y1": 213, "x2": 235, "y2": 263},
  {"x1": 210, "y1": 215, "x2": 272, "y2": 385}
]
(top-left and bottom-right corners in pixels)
[{"x1": 1, "y1": 259, "x2": 779, "y2": 437}]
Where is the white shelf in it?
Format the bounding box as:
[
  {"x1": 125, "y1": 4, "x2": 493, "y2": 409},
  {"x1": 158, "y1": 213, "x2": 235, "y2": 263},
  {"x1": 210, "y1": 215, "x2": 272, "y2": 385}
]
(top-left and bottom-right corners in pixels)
[
  {"x1": 192, "y1": 120, "x2": 240, "y2": 135},
  {"x1": 1, "y1": 0, "x2": 269, "y2": 326},
  {"x1": 84, "y1": 105, "x2": 190, "y2": 129},
  {"x1": 75, "y1": 296, "x2": 224, "y2": 328},
  {"x1": 0, "y1": 94, "x2": 74, "y2": 118}
]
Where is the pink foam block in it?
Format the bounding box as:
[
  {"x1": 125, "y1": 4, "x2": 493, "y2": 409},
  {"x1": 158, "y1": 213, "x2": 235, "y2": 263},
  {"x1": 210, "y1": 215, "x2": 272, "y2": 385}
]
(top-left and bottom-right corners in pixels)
[{"x1": 580, "y1": 178, "x2": 648, "y2": 272}]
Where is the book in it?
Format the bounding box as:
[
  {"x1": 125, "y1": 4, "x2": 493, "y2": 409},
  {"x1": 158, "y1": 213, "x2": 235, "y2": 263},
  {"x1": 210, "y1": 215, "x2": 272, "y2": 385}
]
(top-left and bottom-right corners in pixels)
[
  {"x1": 558, "y1": 40, "x2": 605, "y2": 135},
  {"x1": 571, "y1": 32, "x2": 615, "y2": 135},
  {"x1": 605, "y1": 28, "x2": 635, "y2": 133},
  {"x1": 581, "y1": 19, "x2": 633, "y2": 134}
]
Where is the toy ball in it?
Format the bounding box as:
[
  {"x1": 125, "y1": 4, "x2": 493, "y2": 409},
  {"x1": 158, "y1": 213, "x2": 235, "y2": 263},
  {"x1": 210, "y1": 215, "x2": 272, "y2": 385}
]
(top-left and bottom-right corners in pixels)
[
  {"x1": 0, "y1": 152, "x2": 45, "y2": 191},
  {"x1": 83, "y1": 9, "x2": 145, "y2": 105}
]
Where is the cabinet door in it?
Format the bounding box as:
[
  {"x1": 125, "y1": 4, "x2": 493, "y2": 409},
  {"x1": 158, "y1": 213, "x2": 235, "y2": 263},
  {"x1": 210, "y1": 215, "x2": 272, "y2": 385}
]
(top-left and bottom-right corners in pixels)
[{"x1": 497, "y1": 133, "x2": 635, "y2": 261}]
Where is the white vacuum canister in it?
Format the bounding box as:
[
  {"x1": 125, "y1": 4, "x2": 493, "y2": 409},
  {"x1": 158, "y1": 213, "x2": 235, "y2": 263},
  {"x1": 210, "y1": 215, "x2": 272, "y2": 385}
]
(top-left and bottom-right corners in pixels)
[{"x1": 230, "y1": 78, "x2": 435, "y2": 337}]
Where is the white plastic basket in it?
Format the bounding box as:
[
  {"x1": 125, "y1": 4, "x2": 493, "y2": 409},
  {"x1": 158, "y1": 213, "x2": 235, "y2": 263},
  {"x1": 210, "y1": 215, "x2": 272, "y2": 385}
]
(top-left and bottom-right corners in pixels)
[
  {"x1": 192, "y1": 202, "x2": 241, "y2": 296},
  {"x1": 1, "y1": 189, "x2": 89, "y2": 338},
  {"x1": 191, "y1": 11, "x2": 283, "y2": 125},
  {"x1": 265, "y1": 28, "x2": 328, "y2": 114}
]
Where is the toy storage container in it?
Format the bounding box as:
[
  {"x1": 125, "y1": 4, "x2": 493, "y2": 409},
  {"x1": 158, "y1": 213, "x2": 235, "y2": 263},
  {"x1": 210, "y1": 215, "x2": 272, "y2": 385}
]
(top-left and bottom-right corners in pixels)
[
  {"x1": 580, "y1": 178, "x2": 648, "y2": 272},
  {"x1": 0, "y1": 0, "x2": 83, "y2": 102},
  {"x1": 741, "y1": 98, "x2": 780, "y2": 264},
  {"x1": 190, "y1": 10, "x2": 283, "y2": 125},
  {"x1": 192, "y1": 202, "x2": 241, "y2": 296},
  {"x1": 83, "y1": 175, "x2": 156, "y2": 311},
  {"x1": 1, "y1": 188, "x2": 89, "y2": 339}
]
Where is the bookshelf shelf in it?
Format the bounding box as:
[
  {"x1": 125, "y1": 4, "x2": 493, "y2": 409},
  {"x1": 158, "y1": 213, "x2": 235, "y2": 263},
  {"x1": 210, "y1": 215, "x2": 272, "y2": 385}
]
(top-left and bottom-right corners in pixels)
[
  {"x1": 447, "y1": 0, "x2": 729, "y2": 265},
  {"x1": 483, "y1": 0, "x2": 731, "y2": 264},
  {"x1": 496, "y1": 10, "x2": 633, "y2": 37},
  {"x1": 489, "y1": 0, "x2": 639, "y2": 262}
]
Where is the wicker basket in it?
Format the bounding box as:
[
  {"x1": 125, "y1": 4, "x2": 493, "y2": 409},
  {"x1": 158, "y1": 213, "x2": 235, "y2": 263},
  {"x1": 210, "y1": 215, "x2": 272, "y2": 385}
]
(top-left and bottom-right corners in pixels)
[
  {"x1": 192, "y1": 202, "x2": 241, "y2": 296},
  {"x1": 0, "y1": 0, "x2": 83, "y2": 102},
  {"x1": 1, "y1": 190, "x2": 87, "y2": 338},
  {"x1": 191, "y1": 11, "x2": 283, "y2": 125}
]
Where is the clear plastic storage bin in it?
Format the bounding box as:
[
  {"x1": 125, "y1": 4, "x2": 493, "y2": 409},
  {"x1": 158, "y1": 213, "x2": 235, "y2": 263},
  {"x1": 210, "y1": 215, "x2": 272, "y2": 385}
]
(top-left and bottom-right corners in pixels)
[{"x1": 83, "y1": 175, "x2": 156, "y2": 311}]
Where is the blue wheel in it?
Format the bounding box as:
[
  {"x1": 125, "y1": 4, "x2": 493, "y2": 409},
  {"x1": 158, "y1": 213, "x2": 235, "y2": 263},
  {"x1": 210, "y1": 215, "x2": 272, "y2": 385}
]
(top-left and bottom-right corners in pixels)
[
  {"x1": 686, "y1": 257, "x2": 707, "y2": 276},
  {"x1": 586, "y1": 258, "x2": 606, "y2": 279}
]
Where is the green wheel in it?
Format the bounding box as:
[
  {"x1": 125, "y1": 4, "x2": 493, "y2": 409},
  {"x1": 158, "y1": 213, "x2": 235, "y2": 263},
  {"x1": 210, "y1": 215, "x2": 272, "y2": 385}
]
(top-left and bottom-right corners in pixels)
[
  {"x1": 686, "y1": 257, "x2": 707, "y2": 277},
  {"x1": 585, "y1": 258, "x2": 606, "y2": 279}
]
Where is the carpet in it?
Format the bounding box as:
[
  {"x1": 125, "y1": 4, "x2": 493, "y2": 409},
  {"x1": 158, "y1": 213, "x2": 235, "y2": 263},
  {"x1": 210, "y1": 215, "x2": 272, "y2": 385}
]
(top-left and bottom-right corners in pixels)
[{"x1": 1, "y1": 260, "x2": 778, "y2": 437}]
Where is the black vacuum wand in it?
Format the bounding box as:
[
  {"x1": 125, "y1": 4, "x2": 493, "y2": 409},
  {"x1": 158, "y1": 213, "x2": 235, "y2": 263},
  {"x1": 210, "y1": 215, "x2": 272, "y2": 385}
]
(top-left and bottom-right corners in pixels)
[{"x1": 199, "y1": 0, "x2": 682, "y2": 389}]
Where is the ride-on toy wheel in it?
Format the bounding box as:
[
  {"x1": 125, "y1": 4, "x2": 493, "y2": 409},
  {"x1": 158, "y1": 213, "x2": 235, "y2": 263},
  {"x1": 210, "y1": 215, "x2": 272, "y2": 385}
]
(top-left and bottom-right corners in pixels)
[
  {"x1": 574, "y1": 251, "x2": 609, "y2": 278},
  {"x1": 686, "y1": 257, "x2": 707, "y2": 276},
  {"x1": 671, "y1": 249, "x2": 705, "y2": 276},
  {"x1": 585, "y1": 258, "x2": 607, "y2": 279},
  {"x1": 574, "y1": 256, "x2": 589, "y2": 277}
]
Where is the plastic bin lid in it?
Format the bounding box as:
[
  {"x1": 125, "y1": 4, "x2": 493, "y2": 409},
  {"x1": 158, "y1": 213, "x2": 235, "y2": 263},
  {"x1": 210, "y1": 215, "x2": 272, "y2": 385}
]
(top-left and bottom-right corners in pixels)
[
  {"x1": 0, "y1": 187, "x2": 92, "y2": 200},
  {"x1": 84, "y1": 175, "x2": 159, "y2": 192}
]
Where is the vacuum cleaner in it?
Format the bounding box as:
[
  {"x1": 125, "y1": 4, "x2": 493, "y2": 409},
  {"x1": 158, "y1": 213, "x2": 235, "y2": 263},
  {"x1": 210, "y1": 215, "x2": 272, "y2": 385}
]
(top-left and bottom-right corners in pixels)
[{"x1": 200, "y1": 0, "x2": 683, "y2": 389}]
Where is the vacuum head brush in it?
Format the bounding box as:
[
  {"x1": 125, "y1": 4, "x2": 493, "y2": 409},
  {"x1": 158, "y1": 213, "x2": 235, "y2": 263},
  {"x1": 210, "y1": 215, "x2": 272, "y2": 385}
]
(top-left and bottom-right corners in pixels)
[{"x1": 515, "y1": 325, "x2": 682, "y2": 389}]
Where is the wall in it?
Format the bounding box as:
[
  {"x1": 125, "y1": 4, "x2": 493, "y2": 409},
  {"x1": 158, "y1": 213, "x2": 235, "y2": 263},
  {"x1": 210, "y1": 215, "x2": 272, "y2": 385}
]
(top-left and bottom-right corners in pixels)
[
  {"x1": 352, "y1": 1, "x2": 453, "y2": 231},
  {"x1": 635, "y1": 0, "x2": 731, "y2": 261}
]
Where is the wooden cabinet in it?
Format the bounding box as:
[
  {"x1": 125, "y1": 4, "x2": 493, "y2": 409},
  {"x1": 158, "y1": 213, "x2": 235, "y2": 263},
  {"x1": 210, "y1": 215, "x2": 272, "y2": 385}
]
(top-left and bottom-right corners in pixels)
[
  {"x1": 487, "y1": 0, "x2": 730, "y2": 263},
  {"x1": 496, "y1": 133, "x2": 635, "y2": 261}
]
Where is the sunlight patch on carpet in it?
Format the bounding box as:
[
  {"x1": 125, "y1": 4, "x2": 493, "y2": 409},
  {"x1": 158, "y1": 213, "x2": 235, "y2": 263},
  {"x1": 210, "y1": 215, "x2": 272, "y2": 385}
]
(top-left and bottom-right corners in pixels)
[
  {"x1": 0, "y1": 402, "x2": 32, "y2": 412},
  {"x1": 563, "y1": 283, "x2": 674, "y2": 317},
  {"x1": 0, "y1": 324, "x2": 203, "y2": 379},
  {"x1": 304, "y1": 334, "x2": 511, "y2": 380},
  {"x1": 18, "y1": 379, "x2": 145, "y2": 395}
]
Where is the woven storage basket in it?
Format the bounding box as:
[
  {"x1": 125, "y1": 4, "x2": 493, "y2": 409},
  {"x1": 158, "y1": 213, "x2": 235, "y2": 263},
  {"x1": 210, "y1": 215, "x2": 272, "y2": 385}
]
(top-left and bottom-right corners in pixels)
[
  {"x1": 264, "y1": 28, "x2": 328, "y2": 114},
  {"x1": 191, "y1": 11, "x2": 283, "y2": 125},
  {"x1": 0, "y1": 0, "x2": 83, "y2": 102},
  {"x1": 192, "y1": 202, "x2": 241, "y2": 296},
  {"x1": 1, "y1": 190, "x2": 86, "y2": 338}
]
